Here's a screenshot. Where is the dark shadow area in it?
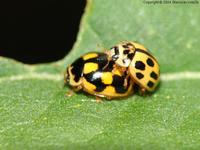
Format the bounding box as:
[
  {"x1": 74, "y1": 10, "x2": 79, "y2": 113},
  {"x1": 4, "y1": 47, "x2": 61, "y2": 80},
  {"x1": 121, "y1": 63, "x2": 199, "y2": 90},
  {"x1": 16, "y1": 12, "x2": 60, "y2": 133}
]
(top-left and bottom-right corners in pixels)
[{"x1": 0, "y1": 0, "x2": 86, "y2": 64}]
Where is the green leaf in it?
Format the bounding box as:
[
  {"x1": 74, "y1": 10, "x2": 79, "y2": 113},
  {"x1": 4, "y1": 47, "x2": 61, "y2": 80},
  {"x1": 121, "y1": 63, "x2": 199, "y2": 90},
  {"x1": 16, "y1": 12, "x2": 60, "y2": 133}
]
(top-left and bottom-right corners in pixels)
[{"x1": 1, "y1": 0, "x2": 200, "y2": 149}]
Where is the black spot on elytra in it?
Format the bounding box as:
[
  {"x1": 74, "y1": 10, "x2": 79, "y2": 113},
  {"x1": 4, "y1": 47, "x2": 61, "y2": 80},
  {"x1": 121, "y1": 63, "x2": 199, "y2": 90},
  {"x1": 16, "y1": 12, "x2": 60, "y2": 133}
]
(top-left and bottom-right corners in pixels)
[
  {"x1": 150, "y1": 71, "x2": 158, "y2": 80},
  {"x1": 112, "y1": 75, "x2": 128, "y2": 93},
  {"x1": 104, "y1": 60, "x2": 115, "y2": 72},
  {"x1": 83, "y1": 59, "x2": 131, "y2": 94},
  {"x1": 85, "y1": 53, "x2": 108, "y2": 70},
  {"x1": 84, "y1": 72, "x2": 107, "y2": 92},
  {"x1": 135, "y1": 61, "x2": 145, "y2": 70},
  {"x1": 147, "y1": 58, "x2": 154, "y2": 67},
  {"x1": 147, "y1": 81, "x2": 154, "y2": 88},
  {"x1": 136, "y1": 72, "x2": 144, "y2": 79},
  {"x1": 71, "y1": 57, "x2": 84, "y2": 82},
  {"x1": 123, "y1": 50, "x2": 130, "y2": 54}
]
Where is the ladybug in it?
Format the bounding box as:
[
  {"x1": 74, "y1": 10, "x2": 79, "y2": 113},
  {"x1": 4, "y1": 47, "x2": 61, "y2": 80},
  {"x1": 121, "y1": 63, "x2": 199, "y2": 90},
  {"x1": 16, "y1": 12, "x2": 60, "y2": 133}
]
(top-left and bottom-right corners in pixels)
[
  {"x1": 64, "y1": 52, "x2": 134, "y2": 99},
  {"x1": 106, "y1": 41, "x2": 160, "y2": 92}
]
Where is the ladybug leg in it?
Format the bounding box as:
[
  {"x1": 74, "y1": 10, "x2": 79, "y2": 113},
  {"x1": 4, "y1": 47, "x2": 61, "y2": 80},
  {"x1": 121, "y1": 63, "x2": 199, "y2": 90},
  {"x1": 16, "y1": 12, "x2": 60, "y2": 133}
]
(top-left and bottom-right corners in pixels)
[
  {"x1": 73, "y1": 85, "x2": 82, "y2": 92},
  {"x1": 65, "y1": 85, "x2": 83, "y2": 97},
  {"x1": 106, "y1": 96, "x2": 112, "y2": 100},
  {"x1": 139, "y1": 87, "x2": 146, "y2": 95},
  {"x1": 95, "y1": 96, "x2": 103, "y2": 103},
  {"x1": 65, "y1": 90, "x2": 74, "y2": 97}
]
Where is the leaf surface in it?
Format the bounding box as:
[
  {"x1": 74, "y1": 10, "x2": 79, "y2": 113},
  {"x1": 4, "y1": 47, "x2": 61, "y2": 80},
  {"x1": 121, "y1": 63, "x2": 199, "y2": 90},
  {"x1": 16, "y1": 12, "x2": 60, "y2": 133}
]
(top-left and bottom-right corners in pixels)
[{"x1": 1, "y1": 0, "x2": 200, "y2": 149}]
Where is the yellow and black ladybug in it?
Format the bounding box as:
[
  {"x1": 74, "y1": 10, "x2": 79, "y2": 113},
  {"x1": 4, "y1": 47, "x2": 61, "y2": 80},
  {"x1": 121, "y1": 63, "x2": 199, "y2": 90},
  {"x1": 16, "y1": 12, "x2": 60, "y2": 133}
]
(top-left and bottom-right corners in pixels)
[
  {"x1": 106, "y1": 41, "x2": 160, "y2": 92},
  {"x1": 65, "y1": 52, "x2": 134, "y2": 99}
]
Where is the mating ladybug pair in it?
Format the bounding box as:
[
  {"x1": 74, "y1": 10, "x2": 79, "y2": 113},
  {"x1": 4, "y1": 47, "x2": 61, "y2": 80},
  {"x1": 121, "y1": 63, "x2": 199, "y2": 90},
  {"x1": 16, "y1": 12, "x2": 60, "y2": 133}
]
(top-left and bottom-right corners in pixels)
[{"x1": 64, "y1": 41, "x2": 160, "y2": 99}]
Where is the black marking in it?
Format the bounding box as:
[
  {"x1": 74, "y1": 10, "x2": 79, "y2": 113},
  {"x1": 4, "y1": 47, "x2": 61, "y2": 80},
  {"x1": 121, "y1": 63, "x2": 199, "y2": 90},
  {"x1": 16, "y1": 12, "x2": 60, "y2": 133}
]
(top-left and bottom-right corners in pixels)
[
  {"x1": 110, "y1": 46, "x2": 120, "y2": 61},
  {"x1": 104, "y1": 60, "x2": 115, "y2": 72},
  {"x1": 150, "y1": 71, "x2": 158, "y2": 80},
  {"x1": 127, "y1": 76, "x2": 131, "y2": 87},
  {"x1": 127, "y1": 53, "x2": 134, "y2": 60},
  {"x1": 123, "y1": 50, "x2": 130, "y2": 54},
  {"x1": 124, "y1": 70, "x2": 128, "y2": 76},
  {"x1": 112, "y1": 75, "x2": 128, "y2": 93},
  {"x1": 126, "y1": 42, "x2": 134, "y2": 47},
  {"x1": 147, "y1": 58, "x2": 154, "y2": 67},
  {"x1": 122, "y1": 44, "x2": 129, "y2": 48},
  {"x1": 136, "y1": 72, "x2": 144, "y2": 79},
  {"x1": 114, "y1": 46, "x2": 119, "y2": 55},
  {"x1": 135, "y1": 61, "x2": 145, "y2": 70},
  {"x1": 65, "y1": 67, "x2": 70, "y2": 82},
  {"x1": 84, "y1": 72, "x2": 107, "y2": 92},
  {"x1": 147, "y1": 81, "x2": 154, "y2": 88},
  {"x1": 71, "y1": 57, "x2": 84, "y2": 82},
  {"x1": 84, "y1": 60, "x2": 131, "y2": 94},
  {"x1": 85, "y1": 53, "x2": 109, "y2": 70},
  {"x1": 112, "y1": 55, "x2": 119, "y2": 61}
]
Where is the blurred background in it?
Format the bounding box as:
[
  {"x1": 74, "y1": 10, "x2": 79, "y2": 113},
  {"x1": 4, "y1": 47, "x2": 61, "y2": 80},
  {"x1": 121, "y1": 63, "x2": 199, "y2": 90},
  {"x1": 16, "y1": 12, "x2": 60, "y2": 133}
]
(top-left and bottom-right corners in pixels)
[{"x1": 0, "y1": 0, "x2": 86, "y2": 64}]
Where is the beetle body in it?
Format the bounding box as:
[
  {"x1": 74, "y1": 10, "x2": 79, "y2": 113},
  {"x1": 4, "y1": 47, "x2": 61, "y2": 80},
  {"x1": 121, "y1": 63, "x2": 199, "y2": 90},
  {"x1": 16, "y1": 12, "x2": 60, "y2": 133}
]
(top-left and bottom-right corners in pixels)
[
  {"x1": 107, "y1": 41, "x2": 160, "y2": 92},
  {"x1": 65, "y1": 52, "x2": 134, "y2": 99}
]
